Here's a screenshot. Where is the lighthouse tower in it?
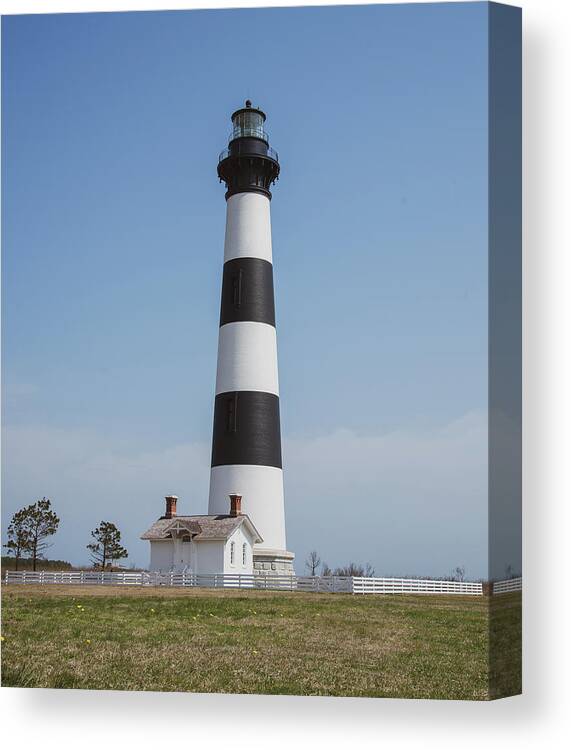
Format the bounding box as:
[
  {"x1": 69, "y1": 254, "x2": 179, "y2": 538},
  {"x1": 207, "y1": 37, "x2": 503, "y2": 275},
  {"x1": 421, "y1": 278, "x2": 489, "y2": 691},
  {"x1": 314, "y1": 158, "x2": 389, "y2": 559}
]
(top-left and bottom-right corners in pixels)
[{"x1": 208, "y1": 101, "x2": 294, "y2": 575}]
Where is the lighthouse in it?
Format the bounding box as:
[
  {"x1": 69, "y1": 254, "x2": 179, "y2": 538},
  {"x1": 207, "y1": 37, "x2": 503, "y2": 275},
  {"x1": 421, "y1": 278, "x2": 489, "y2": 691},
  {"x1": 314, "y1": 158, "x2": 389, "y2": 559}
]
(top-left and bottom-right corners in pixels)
[{"x1": 208, "y1": 101, "x2": 294, "y2": 575}]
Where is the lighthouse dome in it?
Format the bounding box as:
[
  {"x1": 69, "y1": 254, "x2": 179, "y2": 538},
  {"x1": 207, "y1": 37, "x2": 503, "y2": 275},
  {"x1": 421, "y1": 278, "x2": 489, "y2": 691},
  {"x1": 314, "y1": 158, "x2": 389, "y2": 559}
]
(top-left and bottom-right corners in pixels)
[{"x1": 230, "y1": 101, "x2": 268, "y2": 143}]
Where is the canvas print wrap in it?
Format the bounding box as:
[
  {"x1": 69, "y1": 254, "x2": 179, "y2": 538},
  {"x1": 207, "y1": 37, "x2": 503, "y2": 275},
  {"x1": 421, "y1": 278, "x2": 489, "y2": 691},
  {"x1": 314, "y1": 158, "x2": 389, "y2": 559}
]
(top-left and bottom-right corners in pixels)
[{"x1": 1, "y1": 2, "x2": 521, "y2": 700}]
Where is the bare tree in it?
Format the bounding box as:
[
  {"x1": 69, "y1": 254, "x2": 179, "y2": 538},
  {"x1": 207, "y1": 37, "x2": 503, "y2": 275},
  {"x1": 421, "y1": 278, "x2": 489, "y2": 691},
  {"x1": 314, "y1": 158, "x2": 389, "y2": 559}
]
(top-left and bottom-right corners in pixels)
[
  {"x1": 504, "y1": 564, "x2": 519, "y2": 579},
  {"x1": 305, "y1": 550, "x2": 321, "y2": 576},
  {"x1": 3, "y1": 507, "x2": 32, "y2": 571},
  {"x1": 363, "y1": 562, "x2": 375, "y2": 578},
  {"x1": 333, "y1": 562, "x2": 376, "y2": 577},
  {"x1": 321, "y1": 561, "x2": 332, "y2": 577},
  {"x1": 451, "y1": 566, "x2": 466, "y2": 582},
  {"x1": 87, "y1": 521, "x2": 128, "y2": 570}
]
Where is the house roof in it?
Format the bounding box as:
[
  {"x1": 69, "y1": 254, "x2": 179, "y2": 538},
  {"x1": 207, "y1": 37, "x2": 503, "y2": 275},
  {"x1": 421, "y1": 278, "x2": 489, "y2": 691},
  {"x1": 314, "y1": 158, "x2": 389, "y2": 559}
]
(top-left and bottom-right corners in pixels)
[{"x1": 140, "y1": 514, "x2": 263, "y2": 544}]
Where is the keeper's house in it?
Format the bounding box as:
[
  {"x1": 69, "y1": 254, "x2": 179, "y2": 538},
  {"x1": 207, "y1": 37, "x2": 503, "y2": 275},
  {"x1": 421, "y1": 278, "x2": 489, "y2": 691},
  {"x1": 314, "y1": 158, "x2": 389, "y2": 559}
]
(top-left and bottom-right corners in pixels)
[{"x1": 141, "y1": 494, "x2": 262, "y2": 574}]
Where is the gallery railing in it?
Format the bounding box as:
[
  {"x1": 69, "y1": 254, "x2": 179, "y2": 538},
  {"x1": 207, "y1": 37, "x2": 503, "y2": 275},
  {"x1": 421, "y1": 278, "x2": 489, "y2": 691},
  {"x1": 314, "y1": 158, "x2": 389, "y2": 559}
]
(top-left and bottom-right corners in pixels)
[{"x1": 219, "y1": 145, "x2": 279, "y2": 163}]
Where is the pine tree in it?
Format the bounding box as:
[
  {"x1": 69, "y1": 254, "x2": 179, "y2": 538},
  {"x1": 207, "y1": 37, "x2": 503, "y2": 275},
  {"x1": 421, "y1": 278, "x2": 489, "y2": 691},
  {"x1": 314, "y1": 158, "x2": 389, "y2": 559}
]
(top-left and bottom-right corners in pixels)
[
  {"x1": 7, "y1": 498, "x2": 60, "y2": 571},
  {"x1": 87, "y1": 521, "x2": 128, "y2": 570},
  {"x1": 3, "y1": 507, "x2": 33, "y2": 571}
]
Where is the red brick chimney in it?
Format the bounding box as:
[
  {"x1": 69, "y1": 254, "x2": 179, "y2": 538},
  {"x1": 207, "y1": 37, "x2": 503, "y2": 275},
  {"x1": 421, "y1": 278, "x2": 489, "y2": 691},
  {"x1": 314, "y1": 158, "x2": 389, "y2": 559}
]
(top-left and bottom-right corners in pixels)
[
  {"x1": 229, "y1": 494, "x2": 242, "y2": 517},
  {"x1": 164, "y1": 495, "x2": 178, "y2": 519}
]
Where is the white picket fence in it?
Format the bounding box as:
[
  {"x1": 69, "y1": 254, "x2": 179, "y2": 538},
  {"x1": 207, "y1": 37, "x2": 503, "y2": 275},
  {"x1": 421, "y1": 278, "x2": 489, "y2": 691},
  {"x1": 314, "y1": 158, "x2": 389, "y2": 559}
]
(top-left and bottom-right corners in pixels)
[
  {"x1": 492, "y1": 577, "x2": 522, "y2": 594},
  {"x1": 352, "y1": 577, "x2": 483, "y2": 595},
  {"x1": 2, "y1": 570, "x2": 353, "y2": 592},
  {"x1": 0, "y1": 569, "x2": 517, "y2": 596}
]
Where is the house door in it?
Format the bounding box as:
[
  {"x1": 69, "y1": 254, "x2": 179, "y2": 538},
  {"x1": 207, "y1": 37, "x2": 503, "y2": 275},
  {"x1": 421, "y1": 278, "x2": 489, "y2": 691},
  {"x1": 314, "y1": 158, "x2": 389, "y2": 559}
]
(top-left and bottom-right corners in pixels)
[{"x1": 177, "y1": 535, "x2": 192, "y2": 572}]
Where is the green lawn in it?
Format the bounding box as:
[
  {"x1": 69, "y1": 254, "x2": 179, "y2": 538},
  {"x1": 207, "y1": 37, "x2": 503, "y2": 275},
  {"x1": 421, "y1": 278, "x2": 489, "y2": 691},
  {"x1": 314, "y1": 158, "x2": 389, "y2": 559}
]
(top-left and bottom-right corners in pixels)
[{"x1": 0, "y1": 585, "x2": 521, "y2": 700}]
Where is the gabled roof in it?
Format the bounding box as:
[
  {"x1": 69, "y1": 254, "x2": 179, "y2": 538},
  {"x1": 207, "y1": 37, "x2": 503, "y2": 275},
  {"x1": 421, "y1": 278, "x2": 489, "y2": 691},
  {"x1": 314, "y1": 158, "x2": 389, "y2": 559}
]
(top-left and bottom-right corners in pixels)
[{"x1": 140, "y1": 514, "x2": 263, "y2": 544}]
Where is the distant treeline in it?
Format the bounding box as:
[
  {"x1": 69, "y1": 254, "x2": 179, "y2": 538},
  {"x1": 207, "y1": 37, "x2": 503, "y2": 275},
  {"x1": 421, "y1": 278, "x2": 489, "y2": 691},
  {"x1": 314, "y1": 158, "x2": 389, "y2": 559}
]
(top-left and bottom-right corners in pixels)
[
  {"x1": 1, "y1": 556, "x2": 73, "y2": 571},
  {"x1": 1, "y1": 558, "x2": 148, "y2": 573}
]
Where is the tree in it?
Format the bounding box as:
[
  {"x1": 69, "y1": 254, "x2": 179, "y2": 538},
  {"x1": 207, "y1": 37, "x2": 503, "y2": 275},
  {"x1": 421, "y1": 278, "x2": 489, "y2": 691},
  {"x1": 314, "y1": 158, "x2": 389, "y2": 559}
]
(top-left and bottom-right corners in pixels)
[
  {"x1": 3, "y1": 507, "x2": 33, "y2": 571},
  {"x1": 9, "y1": 498, "x2": 60, "y2": 571},
  {"x1": 321, "y1": 561, "x2": 332, "y2": 577},
  {"x1": 333, "y1": 562, "x2": 376, "y2": 577},
  {"x1": 504, "y1": 564, "x2": 519, "y2": 579},
  {"x1": 363, "y1": 562, "x2": 376, "y2": 578},
  {"x1": 451, "y1": 566, "x2": 466, "y2": 582},
  {"x1": 305, "y1": 550, "x2": 321, "y2": 576},
  {"x1": 87, "y1": 521, "x2": 128, "y2": 570}
]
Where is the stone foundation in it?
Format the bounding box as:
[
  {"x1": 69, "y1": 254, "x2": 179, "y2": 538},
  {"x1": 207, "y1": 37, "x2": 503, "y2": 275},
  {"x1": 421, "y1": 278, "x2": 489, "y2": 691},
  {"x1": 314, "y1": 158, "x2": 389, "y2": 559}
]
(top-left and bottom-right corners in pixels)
[{"x1": 253, "y1": 548, "x2": 295, "y2": 575}]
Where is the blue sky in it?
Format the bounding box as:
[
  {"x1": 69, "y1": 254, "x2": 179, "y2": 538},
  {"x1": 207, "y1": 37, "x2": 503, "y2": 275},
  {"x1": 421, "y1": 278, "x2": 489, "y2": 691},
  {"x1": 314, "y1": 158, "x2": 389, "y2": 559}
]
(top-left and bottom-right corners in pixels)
[{"x1": 2, "y1": 3, "x2": 497, "y2": 577}]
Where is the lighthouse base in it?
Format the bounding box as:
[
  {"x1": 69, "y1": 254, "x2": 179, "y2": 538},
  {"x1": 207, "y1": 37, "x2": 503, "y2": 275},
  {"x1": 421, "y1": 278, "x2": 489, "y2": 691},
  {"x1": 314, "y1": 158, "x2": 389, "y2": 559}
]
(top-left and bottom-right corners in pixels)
[{"x1": 253, "y1": 548, "x2": 295, "y2": 576}]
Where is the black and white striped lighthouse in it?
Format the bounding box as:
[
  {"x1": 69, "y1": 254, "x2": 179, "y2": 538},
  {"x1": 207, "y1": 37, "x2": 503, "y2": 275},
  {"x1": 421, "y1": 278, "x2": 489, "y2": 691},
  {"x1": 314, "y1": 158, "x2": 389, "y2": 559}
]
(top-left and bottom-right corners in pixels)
[{"x1": 208, "y1": 101, "x2": 294, "y2": 575}]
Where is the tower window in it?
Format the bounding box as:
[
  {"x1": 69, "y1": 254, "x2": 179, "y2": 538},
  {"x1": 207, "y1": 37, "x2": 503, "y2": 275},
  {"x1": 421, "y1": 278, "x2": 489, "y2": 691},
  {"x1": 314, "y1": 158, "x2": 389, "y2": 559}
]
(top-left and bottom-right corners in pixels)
[
  {"x1": 232, "y1": 269, "x2": 242, "y2": 308},
  {"x1": 225, "y1": 393, "x2": 238, "y2": 433}
]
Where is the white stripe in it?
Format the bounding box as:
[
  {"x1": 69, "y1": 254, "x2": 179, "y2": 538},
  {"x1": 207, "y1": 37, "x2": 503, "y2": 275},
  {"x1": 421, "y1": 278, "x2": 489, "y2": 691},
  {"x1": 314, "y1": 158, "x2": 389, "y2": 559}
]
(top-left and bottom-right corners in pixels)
[
  {"x1": 208, "y1": 464, "x2": 286, "y2": 551},
  {"x1": 224, "y1": 192, "x2": 273, "y2": 263},
  {"x1": 215, "y1": 321, "x2": 279, "y2": 396}
]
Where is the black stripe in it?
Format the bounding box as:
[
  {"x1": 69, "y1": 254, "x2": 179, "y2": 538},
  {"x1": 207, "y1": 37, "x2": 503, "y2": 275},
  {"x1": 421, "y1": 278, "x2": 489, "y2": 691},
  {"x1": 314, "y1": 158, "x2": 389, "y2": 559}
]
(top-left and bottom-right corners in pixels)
[
  {"x1": 220, "y1": 257, "x2": 275, "y2": 327},
  {"x1": 211, "y1": 391, "x2": 282, "y2": 468}
]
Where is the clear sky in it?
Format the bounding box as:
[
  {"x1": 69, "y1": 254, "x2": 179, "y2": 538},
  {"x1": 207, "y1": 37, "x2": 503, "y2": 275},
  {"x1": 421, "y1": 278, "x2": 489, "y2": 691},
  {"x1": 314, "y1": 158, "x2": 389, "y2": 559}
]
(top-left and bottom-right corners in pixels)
[{"x1": 2, "y1": 2, "x2": 498, "y2": 578}]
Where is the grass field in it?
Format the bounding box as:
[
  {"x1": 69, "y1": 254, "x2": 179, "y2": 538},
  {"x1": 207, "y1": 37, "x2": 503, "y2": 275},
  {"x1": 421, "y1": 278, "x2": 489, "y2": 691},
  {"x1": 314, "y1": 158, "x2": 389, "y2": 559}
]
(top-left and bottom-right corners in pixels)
[{"x1": 1, "y1": 585, "x2": 521, "y2": 700}]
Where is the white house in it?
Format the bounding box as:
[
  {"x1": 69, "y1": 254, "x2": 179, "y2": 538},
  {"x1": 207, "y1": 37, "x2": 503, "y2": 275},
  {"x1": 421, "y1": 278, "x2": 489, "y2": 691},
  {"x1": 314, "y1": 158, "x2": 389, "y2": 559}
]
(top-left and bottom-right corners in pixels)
[{"x1": 141, "y1": 494, "x2": 262, "y2": 575}]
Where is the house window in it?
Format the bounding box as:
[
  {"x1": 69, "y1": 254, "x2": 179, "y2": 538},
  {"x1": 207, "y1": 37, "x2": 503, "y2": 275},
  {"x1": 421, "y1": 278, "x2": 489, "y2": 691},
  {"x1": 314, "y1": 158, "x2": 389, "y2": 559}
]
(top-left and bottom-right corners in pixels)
[
  {"x1": 182, "y1": 535, "x2": 191, "y2": 543},
  {"x1": 242, "y1": 543, "x2": 247, "y2": 566},
  {"x1": 230, "y1": 541, "x2": 235, "y2": 565}
]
